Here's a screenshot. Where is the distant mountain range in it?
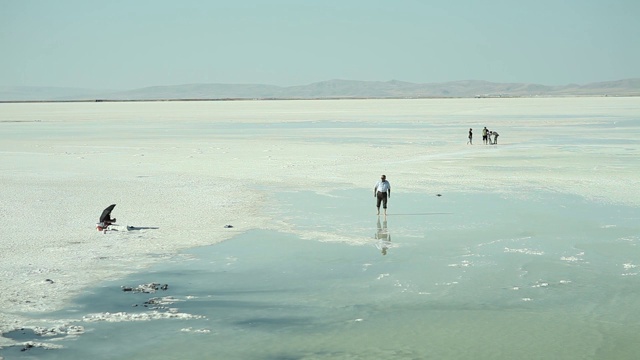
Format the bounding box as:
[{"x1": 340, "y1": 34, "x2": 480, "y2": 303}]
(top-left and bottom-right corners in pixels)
[{"x1": 1, "y1": 78, "x2": 639, "y2": 102}]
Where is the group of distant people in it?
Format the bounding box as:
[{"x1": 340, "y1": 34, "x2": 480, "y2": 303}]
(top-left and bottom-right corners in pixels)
[{"x1": 468, "y1": 126, "x2": 499, "y2": 145}]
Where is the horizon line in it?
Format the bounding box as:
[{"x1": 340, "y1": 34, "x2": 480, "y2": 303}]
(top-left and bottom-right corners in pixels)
[{"x1": 2, "y1": 77, "x2": 639, "y2": 92}]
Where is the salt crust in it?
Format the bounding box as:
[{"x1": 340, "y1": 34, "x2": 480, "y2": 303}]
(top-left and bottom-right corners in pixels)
[
  {"x1": 82, "y1": 310, "x2": 205, "y2": 322},
  {"x1": 1, "y1": 98, "x2": 639, "y2": 340}
]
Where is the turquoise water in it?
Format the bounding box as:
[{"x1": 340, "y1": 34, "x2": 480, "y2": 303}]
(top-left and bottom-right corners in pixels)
[{"x1": 3, "y1": 190, "x2": 640, "y2": 359}]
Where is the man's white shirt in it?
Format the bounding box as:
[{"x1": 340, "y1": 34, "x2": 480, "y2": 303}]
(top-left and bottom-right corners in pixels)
[{"x1": 375, "y1": 181, "x2": 390, "y2": 192}]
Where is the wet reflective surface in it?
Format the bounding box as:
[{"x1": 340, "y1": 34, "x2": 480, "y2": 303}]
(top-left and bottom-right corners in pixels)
[{"x1": 5, "y1": 190, "x2": 640, "y2": 359}]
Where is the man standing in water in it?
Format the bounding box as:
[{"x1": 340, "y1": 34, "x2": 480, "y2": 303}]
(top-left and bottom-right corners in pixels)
[
  {"x1": 467, "y1": 128, "x2": 473, "y2": 144},
  {"x1": 374, "y1": 175, "x2": 391, "y2": 215}
]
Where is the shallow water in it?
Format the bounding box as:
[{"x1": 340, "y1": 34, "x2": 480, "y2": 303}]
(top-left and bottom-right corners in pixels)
[{"x1": 4, "y1": 190, "x2": 640, "y2": 359}]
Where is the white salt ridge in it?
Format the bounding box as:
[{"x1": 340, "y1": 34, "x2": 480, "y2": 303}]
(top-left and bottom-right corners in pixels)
[
  {"x1": 531, "y1": 282, "x2": 549, "y2": 288},
  {"x1": 32, "y1": 325, "x2": 85, "y2": 337},
  {"x1": 561, "y1": 252, "x2": 585, "y2": 262},
  {"x1": 376, "y1": 273, "x2": 390, "y2": 280},
  {"x1": 622, "y1": 263, "x2": 638, "y2": 276},
  {"x1": 530, "y1": 280, "x2": 572, "y2": 288},
  {"x1": 504, "y1": 247, "x2": 544, "y2": 256},
  {"x1": 82, "y1": 310, "x2": 205, "y2": 322},
  {"x1": 180, "y1": 327, "x2": 211, "y2": 334},
  {"x1": 448, "y1": 260, "x2": 472, "y2": 267}
]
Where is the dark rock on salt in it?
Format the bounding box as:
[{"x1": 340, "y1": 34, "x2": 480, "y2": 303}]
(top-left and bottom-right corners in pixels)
[{"x1": 121, "y1": 282, "x2": 170, "y2": 293}]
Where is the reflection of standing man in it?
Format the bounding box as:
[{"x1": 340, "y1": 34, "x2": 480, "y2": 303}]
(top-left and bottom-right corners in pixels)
[
  {"x1": 375, "y1": 216, "x2": 391, "y2": 255},
  {"x1": 374, "y1": 174, "x2": 391, "y2": 215}
]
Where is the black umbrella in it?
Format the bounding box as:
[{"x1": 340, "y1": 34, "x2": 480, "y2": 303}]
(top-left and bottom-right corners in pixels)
[{"x1": 99, "y1": 204, "x2": 116, "y2": 223}]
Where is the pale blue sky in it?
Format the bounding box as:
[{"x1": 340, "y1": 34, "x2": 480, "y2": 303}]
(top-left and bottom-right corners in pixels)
[{"x1": 1, "y1": 0, "x2": 638, "y2": 89}]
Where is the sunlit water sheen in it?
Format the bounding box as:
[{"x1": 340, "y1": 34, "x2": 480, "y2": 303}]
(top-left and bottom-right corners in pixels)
[{"x1": 4, "y1": 190, "x2": 640, "y2": 359}]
